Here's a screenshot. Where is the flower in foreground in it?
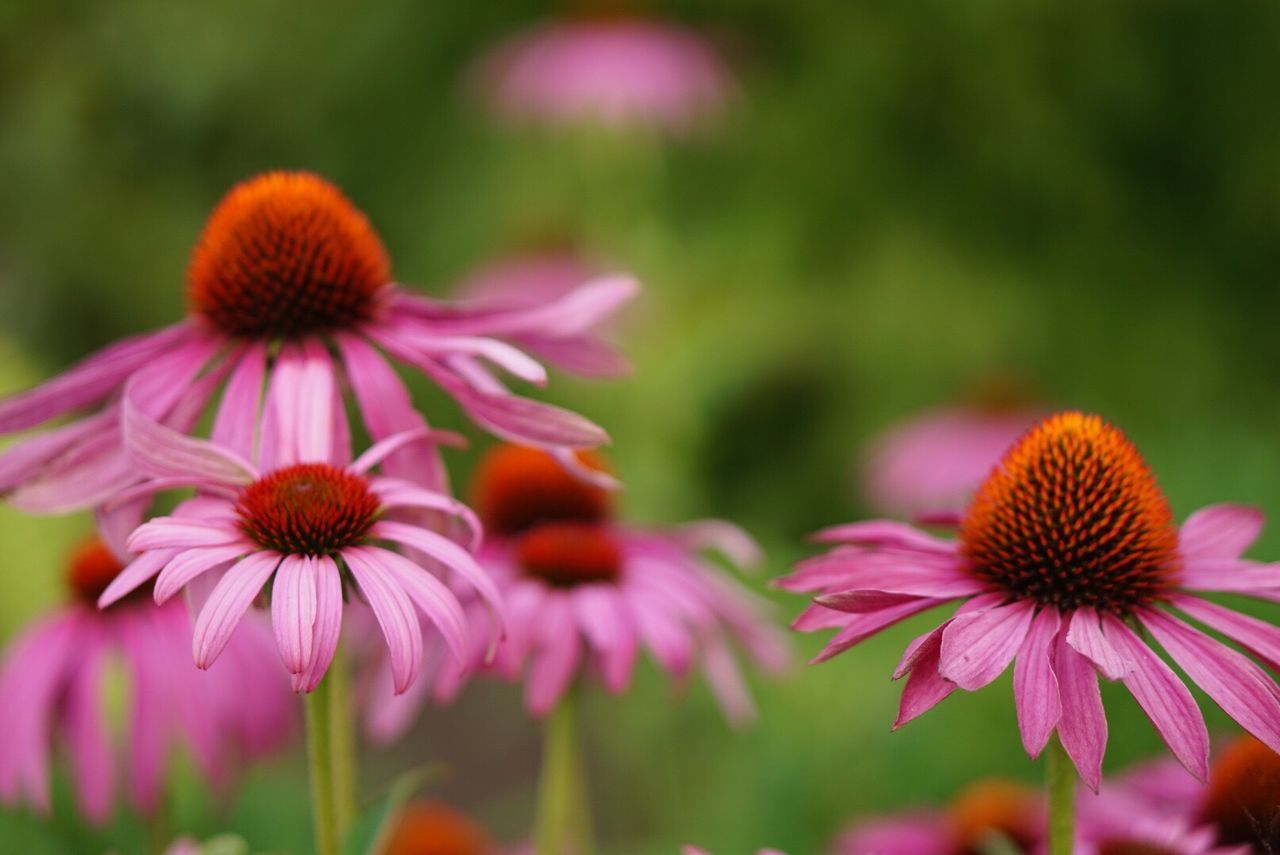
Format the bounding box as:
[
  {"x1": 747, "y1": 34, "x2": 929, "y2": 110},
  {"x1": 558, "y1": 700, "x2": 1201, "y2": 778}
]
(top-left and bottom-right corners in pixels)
[
  {"x1": 861, "y1": 397, "x2": 1043, "y2": 518},
  {"x1": 782, "y1": 411, "x2": 1280, "y2": 789},
  {"x1": 470, "y1": 16, "x2": 734, "y2": 135},
  {"x1": 0, "y1": 170, "x2": 636, "y2": 522},
  {"x1": 384, "y1": 801, "x2": 498, "y2": 855},
  {"x1": 0, "y1": 538, "x2": 291, "y2": 823},
  {"x1": 97, "y1": 403, "x2": 502, "y2": 695}
]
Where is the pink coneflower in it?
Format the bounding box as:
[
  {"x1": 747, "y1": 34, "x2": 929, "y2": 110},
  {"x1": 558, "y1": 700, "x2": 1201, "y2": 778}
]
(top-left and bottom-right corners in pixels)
[
  {"x1": 471, "y1": 16, "x2": 735, "y2": 135},
  {"x1": 0, "y1": 171, "x2": 636, "y2": 521},
  {"x1": 0, "y1": 537, "x2": 292, "y2": 824},
  {"x1": 383, "y1": 801, "x2": 498, "y2": 855},
  {"x1": 1193, "y1": 735, "x2": 1280, "y2": 851},
  {"x1": 782, "y1": 411, "x2": 1280, "y2": 792},
  {"x1": 832, "y1": 779, "x2": 1043, "y2": 855},
  {"x1": 1074, "y1": 764, "x2": 1234, "y2": 855},
  {"x1": 472, "y1": 445, "x2": 787, "y2": 721},
  {"x1": 861, "y1": 403, "x2": 1043, "y2": 518},
  {"x1": 97, "y1": 402, "x2": 501, "y2": 695}
]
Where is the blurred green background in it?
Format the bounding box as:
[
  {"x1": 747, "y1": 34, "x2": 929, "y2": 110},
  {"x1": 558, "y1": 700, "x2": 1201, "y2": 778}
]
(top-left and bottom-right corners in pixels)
[{"x1": 2, "y1": 1, "x2": 1280, "y2": 852}]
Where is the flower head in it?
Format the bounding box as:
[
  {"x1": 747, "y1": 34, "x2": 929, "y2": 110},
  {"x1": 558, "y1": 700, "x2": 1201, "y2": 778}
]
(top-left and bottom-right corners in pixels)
[
  {"x1": 471, "y1": 17, "x2": 734, "y2": 135},
  {"x1": 0, "y1": 171, "x2": 636, "y2": 521},
  {"x1": 99, "y1": 404, "x2": 502, "y2": 695},
  {"x1": 0, "y1": 537, "x2": 292, "y2": 823},
  {"x1": 782, "y1": 411, "x2": 1280, "y2": 789},
  {"x1": 384, "y1": 801, "x2": 497, "y2": 855}
]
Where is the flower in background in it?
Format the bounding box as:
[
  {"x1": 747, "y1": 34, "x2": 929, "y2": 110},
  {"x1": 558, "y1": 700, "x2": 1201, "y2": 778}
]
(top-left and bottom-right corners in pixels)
[
  {"x1": 0, "y1": 537, "x2": 291, "y2": 824},
  {"x1": 782, "y1": 411, "x2": 1280, "y2": 789},
  {"x1": 383, "y1": 801, "x2": 498, "y2": 855},
  {"x1": 359, "y1": 444, "x2": 788, "y2": 741},
  {"x1": 470, "y1": 15, "x2": 735, "y2": 135},
  {"x1": 453, "y1": 247, "x2": 631, "y2": 380},
  {"x1": 831, "y1": 779, "x2": 1042, "y2": 855},
  {"x1": 97, "y1": 400, "x2": 502, "y2": 695},
  {"x1": 1193, "y1": 735, "x2": 1280, "y2": 851},
  {"x1": 861, "y1": 400, "x2": 1043, "y2": 519},
  {"x1": 0, "y1": 171, "x2": 637, "y2": 526}
]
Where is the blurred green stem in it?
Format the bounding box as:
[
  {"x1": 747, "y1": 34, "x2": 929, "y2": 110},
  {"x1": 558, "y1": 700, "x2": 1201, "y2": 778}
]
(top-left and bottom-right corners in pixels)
[
  {"x1": 306, "y1": 646, "x2": 357, "y2": 855},
  {"x1": 1046, "y1": 738, "x2": 1074, "y2": 855},
  {"x1": 534, "y1": 693, "x2": 593, "y2": 855}
]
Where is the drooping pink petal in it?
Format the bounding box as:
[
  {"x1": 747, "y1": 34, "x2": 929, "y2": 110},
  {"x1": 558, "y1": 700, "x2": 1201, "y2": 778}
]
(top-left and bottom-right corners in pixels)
[
  {"x1": 0, "y1": 410, "x2": 114, "y2": 492},
  {"x1": 819, "y1": 577, "x2": 983, "y2": 613},
  {"x1": 295, "y1": 556, "x2": 344, "y2": 694},
  {"x1": 271, "y1": 555, "x2": 318, "y2": 674},
  {"x1": 95, "y1": 494, "x2": 150, "y2": 562},
  {"x1": 1014, "y1": 608, "x2": 1061, "y2": 758},
  {"x1": 372, "y1": 478, "x2": 482, "y2": 548},
  {"x1": 348, "y1": 546, "x2": 469, "y2": 664},
  {"x1": 334, "y1": 332, "x2": 448, "y2": 492},
  {"x1": 128, "y1": 518, "x2": 248, "y2": 552},
  {"x1": 812, "y1": 520, "x2": 958, "y2": 553},
  {"x1": 62, "y1": 625, "x2": 114, "y2": 824},
  {"x1": 153, "y1": 544, "x2": 248, "y2": 604},
  {"x1": 296, "y1": 339, "x2": 339, "y2": 463},
  {"x1": 193, "y1": 552, "x2": 281, "y2": 669},
  {"x1": 701, "y1": 634, "x2": 756, "y2": 727},
  {"x1": 938, "y1": 599, "x2": 1034, "y2": 691},
  {"x1": 1177, "y1": 560, "x2": 1280, "y2": 601},
  {"x1": 210, "y1": 341, "x2": 267, "y2": 461},
  {"x1": 351, "y1": 428, "x2": 466, "y2": 475},
  {"x1": 892, "y1": 593, "x2": 1007, "y2": 681},
  {"x1": 0, "y1": 324, "x2": 189, "y2": 432},
  {"x1": 386, "y1": 330, "x2": 548, "y2": 386},
  {"x1": 893, "y1": 638, "x2": 957, "y2": 729},
  {"x1": 1140, "y1": 608, "x2": 1280, "y2": 754},
  {"x1": 1101, "y1": 614, "x2": 1209, "y2": 781},
  {"x1": 343, "y1": 548, "x2": 423, "y2": 694},
  {"x1": 628, "y1": 588, "x2": 695, "y2": 678},
  {"x1": 1055, "y1": 631, "x2": 1108, "y2": 791},
  {"x1": 1173, "y1": 595, "x2": 1280, "y2": 669},
  {"x1": 570, "y1": 584, "x2": 637, "y2": 693},
  {"x1": 675, "y1": 520, "x2": 764, "y2": 570},
  {"x1": 1066, "y1": 607, "x2": 1131, "y2": 680},
  {"x1": 810, "y1": 598, "x2": 949, "y2": 664},
  {"x1": 1179, "y1": 504, "x2": 1264, "y2": 560},
  {"x1": 525, "y1": 594, "x2": 582, "y2": 716}
]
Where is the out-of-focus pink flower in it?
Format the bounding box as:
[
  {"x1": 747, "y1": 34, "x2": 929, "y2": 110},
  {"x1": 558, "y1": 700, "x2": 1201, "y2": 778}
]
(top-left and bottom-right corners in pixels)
[
  {"x1": 360, "y1": 445, "x2": 789, "y2": 742},
  {"x1": 471, "y1": 18, "x2": 735, "y2": 135},
  {"x1": 0, "y1": 171, "x2": 636, "y2": 525},
  {"x1": 97, "y1": 399, "x2": 502, "y2": 696},
  {"x1": 453, "y1": 248, "x2": 630, "y2": 379},
  {"x1": 0, "y1": 538, "x2": 292, "y2": 824},
  {"x1": 783, "y1": 412, "x2": 1280, "y2": 791},
  {"x1": 861, "y1": 405, "x2": 1042, "y2": 518},
  {"x1": 1192, "y1": 735, "x2": 1280, "y2": 852},
  {"x1": 832, "y1": 779, "x2": 1042, "y2": 855}
]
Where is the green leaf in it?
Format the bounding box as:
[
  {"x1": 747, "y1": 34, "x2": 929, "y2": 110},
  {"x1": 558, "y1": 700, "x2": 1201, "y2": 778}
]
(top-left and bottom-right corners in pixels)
[{"x1": 341, "y1": 765, "x2": 444, "y2": 855}]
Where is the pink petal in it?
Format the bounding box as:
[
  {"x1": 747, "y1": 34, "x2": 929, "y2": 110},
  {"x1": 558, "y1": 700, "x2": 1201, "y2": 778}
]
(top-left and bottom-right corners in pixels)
[
  {"x1": 343, "y1": 549, "x2": 423, "y2": 694},
  {"x1": 1140, "y1": 608, "x2": 1280, "y2": 754},
  {"x1": 210, "y1": 341, "x2": 266, "y2": 460},
  {"x1": 127, "y1": 518, "x2": 247, "y2": 552},
  {"x1": 373, "y1": 478, "x2": 482, "y2": 548},
  {"x1": 392, "y1": 332, "x2": 548, "y2": 386},
  {"x1": 700, "y1": 634, "x2": 756, "y2": 726},
  {"x1": 153, "y1": 544, "x2": 247, "y2": 604},
  {"x1": 1179, "y1": 504, "x2": 1264, "y2": 560},
  {"x1": 810, "y1": 598, "x2": 948, "y2": 664},
  {"x1": 1066, "y1": 607, "x2": 1131, "y2": 680},
  {"x1": 1173, "y1": 595, "x2": 1280, "y2": 669},
  {"x1": 193, "y1": 552, "x2": 280, "y2": 669},
  {"x1": 570, "y1": 584, "x2": 637, "y2": 693},
  {"x1": 271, "y1": 555, "x2": 317, "y2": 674},
  {"x1": 352, "y1": 429, "x2": 467, "y2": 475},
  {"x1": 1014, "y1": 608, "x2": 1061, "y2": 758},
  {"x1": 63, "y1": 632, "x2": 114, "y2": 824},
  {"x1": 812, "y1": 520, "x2": 957, "y2": 553},
  {"x1": 676, "y1": 520, "x2": 764, "y2": 570},
  {"x1": 295, "y1": 556, "x2": 344, "y2": 693},
  {"x1": 1101, "y1": 614, "x2": 1209, "y2": 781},
  {"x1": 97, "y1": 548, "x2": 180, "y2": 608},
  {"x1": 819, "y1": 578, "x2": 982, "y2": 613},
  {"x1": 525, "y1": 594, "x2": 582, "y2": 716},
  {"x1": 893, "y1": 637, "x2": 957, "y2": 729},
  {"x1": 0, "y1": 410, "x2": 113, "y2": 491},
  {"x1": 938, "y1": 600, "x2": 1034, "y2": 691},
  {"x1": 349, "y1": 546, "x2": 469, "y2": 664},
  {"x1": 1055, "y1": 630, "x2": 1108, "y2": 791},
  {"x1": 335, "y1": 333, "x2": 447, "y2": 492},
  {"x1": 295, "y1": 340, "x2": 339, "y2": 463},
  {"x1": 0, "y1": 324, "x2": 188, "y2": 432},
  {"x1": 628, "y1": 588, "x2": 695, "y2": 677},
  {"x1": 122, "y1": 379, "x2": 256, "y2": 486}
]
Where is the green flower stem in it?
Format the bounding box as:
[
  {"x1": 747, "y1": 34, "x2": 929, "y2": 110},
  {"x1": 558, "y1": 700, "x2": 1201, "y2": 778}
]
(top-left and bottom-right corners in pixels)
[
  {"x1": 305, "y1": 645, "x2": 358, "y2": 855},
  {"x1": 534, "y1": 693, "x2": 593, "y2": 855},
  {"x1": 1046, "y1": 737, "x2": 1075, "y2": 855}
]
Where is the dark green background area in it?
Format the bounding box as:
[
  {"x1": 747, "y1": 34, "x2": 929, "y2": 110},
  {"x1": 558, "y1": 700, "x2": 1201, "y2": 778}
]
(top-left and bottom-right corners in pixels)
[{"x1": 1, "y1": 2, "x2": 1278, "y2": 852}]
